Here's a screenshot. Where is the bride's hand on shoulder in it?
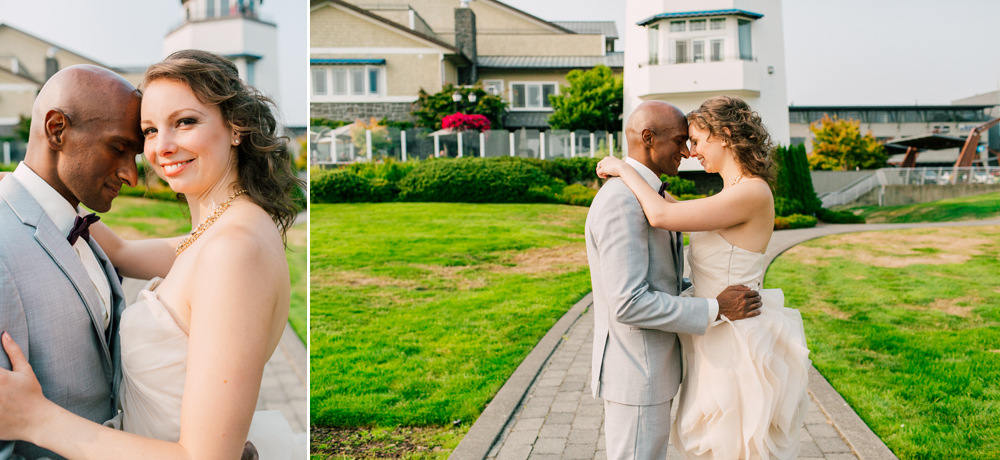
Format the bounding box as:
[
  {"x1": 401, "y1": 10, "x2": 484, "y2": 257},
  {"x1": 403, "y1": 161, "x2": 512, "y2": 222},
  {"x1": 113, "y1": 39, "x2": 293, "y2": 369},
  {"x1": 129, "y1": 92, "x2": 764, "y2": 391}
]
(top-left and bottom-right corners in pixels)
[
  {"x1": 0, "y1": 332, "x2": 57, "y2": 443},
  {"x1": 596, "y1": 156, "x2": 627, "y2": 179}
]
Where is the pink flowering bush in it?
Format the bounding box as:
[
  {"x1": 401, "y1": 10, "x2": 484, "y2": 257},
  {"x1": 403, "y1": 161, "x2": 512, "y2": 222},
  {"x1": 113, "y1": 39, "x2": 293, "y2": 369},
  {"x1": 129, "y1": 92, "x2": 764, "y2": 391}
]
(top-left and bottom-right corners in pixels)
[{"x1": 441, "y1": 113, "x2": 491, "y2": 132}]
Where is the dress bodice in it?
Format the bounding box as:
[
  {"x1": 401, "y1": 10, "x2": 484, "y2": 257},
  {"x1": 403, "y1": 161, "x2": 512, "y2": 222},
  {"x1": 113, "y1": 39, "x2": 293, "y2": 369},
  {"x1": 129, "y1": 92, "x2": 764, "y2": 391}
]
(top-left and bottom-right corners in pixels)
[{"x1": 687, "y1": 231, "x2": 766, "y2": 299}]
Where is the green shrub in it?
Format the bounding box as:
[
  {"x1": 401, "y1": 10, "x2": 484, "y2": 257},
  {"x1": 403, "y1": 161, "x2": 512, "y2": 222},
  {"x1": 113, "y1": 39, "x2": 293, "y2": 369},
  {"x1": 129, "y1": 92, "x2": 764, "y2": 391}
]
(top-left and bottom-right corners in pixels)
[
  {"x1": 345, "y1": 158, "x2": 416, "y2": 183},
  {"x1": 398, "y1": 158, "x2": 563, "y2": 204},
  {"x1": 785, "y1": 214, "x2": 818, "y2": 229},
  {"x1": 558, "y1": 184, "x2": 598, "y2": 207},
  {"x1": 311, "y1": 169, "x2": 370, "y2": 204},
  {"x1": 0, "y1": 162, "x2": 18, "y2": 172},
  {"x1": 816, "y1": 207, "x2": 865, "y2": 224},
  {"x1": 774, "y1": 196, "x2": 803, "y2": 217},
  {"x1": 119, "y1": 184, "x2": 180, "y2": 202},
  {"x1": 497, "y1": 156, "x2": 601, "y2": 186},
  {"x1": 676, "y1": 194, "x2": 707, "y2": 201},
  {"x1": 661, "y1": 176, "x2": 696, "y2": 196},
  {"x1": 774, "y1": 216, "x2": 790, "y2": 230},
  {"x1": 774, "y1": 144, "x2": 821, "y2": 215}
]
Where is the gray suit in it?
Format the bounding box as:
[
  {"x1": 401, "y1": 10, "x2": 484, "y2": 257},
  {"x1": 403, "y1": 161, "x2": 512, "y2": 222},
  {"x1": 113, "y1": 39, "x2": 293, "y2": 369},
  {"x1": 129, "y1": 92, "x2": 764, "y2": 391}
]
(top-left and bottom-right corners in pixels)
[
  {"x1": 585, "y1": 176, "x2": 709, "y2": 460},
  {"x1": 0, "y1": 176, "x2": 123, "y2": 460}
]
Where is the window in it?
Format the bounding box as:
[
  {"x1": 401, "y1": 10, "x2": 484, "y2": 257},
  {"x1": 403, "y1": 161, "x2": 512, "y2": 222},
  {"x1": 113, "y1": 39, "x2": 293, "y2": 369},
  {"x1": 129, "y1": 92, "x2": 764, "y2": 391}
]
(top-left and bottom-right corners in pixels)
[
  {"x1": 674, "y1": 40, "x2": 688, "y2": 64},
  {"x1": 483, "y1": 80, "x2": 503, "y2": 96},
  {"x1": 369, "y1": 68, "x2": 379, "y2": 95},
  {"x1": 510, "y1": 82, "x2": 557, "y2": 109},
  {"x1": 670, "y1": 21, "x2": 686, "y2": 32},
  {"x1": 207, "y1": 0, "x2": 215, "y2": 17},
  {"x1": 710, "y1": 18, "x2": 726, "y2": 30},
  {"x1": 710, "y1": 39, "x2": 724, "y2": 62},
  {"x1": 350, "y1": 68, "x2": 364, "y2": 95},
  {"x1": 648, "y1": 25, "x2": 659, "y2": 65},
  {"x1": 221, "y1": 0, "x2": 230, "y2": 15},
  {"x1": 333, "y1": 68, "x2": 347, "y2": 95},
  {"x1": 692, "y1": 40, "x2": 705, "y2": 63},
  {"x1": 247, "y1": 60, "x2": 256, "y2": 86},
  {"x1": 689, "y1": 19, "x2": 706, "y2": 31},
  {"x1": 311, "y1": 66, "x2": 383, "y2": 97},
  {"x1": 738, "y1": 19, "x2": 753, "y2": 60},
  {"x1": 312, "y1": 68, "x2": 327, "y2": 95},
  {"x1": 790, "y1": 137, "x2": 805, "y2": 146}
]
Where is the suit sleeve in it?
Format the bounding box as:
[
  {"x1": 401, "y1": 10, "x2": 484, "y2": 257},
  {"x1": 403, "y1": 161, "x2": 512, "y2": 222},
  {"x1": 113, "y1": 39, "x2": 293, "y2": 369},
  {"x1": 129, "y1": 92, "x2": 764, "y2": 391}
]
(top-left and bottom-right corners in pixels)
[
  {"x1": 0, "y1": 258, "x2": 27, "y2": 460},
  {"x1": 593, "y1": 189, "x2": 710, "y2": 335}
]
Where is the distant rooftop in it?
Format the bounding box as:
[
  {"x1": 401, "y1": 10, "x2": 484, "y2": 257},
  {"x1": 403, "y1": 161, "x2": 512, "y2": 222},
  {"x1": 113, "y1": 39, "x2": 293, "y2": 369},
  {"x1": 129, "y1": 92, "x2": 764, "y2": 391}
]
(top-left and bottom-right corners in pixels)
[
  {"x1": 551, "y1": 21, "x2": 618, "y2": 39},
  {"x1": 478, "y1": 52, "x2": 623, "y2": 69},
  {"x1": 637, "y1": 9, "x2": 763, "y2": 26}
]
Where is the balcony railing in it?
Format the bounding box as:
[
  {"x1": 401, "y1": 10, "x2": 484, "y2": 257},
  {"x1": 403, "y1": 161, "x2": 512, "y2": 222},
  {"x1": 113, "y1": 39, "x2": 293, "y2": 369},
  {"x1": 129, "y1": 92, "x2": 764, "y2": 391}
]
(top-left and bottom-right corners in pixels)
[{"x1": 655, "y1": 54, "x2": 756, "y2": 65}]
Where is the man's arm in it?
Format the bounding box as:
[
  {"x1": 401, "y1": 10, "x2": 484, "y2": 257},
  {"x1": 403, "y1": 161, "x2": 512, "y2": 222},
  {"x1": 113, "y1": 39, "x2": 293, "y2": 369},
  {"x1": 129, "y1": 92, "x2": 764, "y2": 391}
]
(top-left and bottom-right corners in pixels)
[
  {"x1": 0, "y1": 258, "x2": 28, "y2": 460},
  {"x1": 593, "y1": 189, "x2": 712, "y2": 335}
]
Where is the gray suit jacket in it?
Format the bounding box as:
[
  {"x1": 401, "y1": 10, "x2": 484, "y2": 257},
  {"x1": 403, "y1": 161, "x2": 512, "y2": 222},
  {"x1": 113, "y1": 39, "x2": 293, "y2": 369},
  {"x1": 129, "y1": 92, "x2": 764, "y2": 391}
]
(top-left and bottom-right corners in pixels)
[
  {"x1": 0, "y1": 176, "x2": 124, "y2": 460},
  {"x1": 586, "y1": 177, "x2": 710, "y2": 406}
]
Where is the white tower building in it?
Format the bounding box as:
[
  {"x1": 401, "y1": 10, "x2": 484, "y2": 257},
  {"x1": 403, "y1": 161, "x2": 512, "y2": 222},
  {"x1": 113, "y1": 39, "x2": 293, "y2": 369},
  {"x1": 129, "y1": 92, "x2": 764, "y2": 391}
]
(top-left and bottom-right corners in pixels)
[
  {"x1": 624, "y1": 0, "x2": 789, "y2": 169},
  {"x1": 165, "y1": 0, "x2": 280, "y2": 105}
]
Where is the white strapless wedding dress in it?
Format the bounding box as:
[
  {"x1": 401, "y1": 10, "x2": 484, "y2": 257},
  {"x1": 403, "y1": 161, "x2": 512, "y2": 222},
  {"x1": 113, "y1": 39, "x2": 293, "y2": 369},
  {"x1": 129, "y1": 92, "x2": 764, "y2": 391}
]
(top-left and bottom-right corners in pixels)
[
  {"x1": 671, "y1": 231, "x2": 811, "y2": 460},
  {"x1": 109, "y1": 278, "x2": 307, "y2": 459}
]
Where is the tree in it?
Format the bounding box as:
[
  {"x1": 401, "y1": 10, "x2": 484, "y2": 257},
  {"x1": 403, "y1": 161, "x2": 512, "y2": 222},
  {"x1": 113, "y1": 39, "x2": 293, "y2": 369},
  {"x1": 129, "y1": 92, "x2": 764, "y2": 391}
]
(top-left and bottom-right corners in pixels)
[
  {"x1": 547, "y1": 65, "x2": 623, "y2": 132},
  {"x1": 808, "y1": 114, "x2": 887, "y2": 170},
  {"x1": 774, "y1": 144, "x2": 821, "y2": 215},
  {"x1": 16, "y1": 116, "x2": 30, "y2": 142},
  {"x1": 411, "y1": 84, "x2": 506, "y2": 130},
  {"x1": 350, "y1": 117, "x2": 393, "y2": 159}
]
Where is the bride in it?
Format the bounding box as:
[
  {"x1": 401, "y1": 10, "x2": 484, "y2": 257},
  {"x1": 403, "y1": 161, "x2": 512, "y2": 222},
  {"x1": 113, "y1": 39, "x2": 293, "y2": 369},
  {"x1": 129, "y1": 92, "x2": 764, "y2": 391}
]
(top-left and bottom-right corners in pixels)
[
  {"x1": 0, "y1": 50, "x2": 305, "y2": 459},
  {"x1": 596, "y1": 96, "x2": 811, "y2": 460}
]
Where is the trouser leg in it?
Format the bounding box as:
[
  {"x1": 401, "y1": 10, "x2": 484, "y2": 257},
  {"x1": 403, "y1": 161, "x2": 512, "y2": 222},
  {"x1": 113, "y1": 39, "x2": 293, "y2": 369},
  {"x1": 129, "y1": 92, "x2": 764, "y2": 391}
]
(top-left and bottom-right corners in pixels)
[{"x1": 603, "y1": 399, "x2": 672, "y2": 460}]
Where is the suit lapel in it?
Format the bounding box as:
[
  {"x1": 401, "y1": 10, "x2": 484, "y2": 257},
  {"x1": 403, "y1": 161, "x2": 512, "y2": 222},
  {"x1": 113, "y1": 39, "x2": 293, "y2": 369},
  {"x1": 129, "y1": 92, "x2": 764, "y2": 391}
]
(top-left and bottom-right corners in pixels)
[{"x1": 88, "y1": 238, "x2": 123, "y2": 410}]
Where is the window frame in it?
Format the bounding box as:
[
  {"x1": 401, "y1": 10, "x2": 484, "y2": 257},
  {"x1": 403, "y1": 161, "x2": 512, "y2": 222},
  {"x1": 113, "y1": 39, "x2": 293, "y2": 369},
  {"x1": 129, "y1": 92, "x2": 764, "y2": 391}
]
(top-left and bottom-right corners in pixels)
[
  {"x1": 508, "y1": 81, "x2": 559, "y2": 111},
  {"x1": 310, "y1": 65, "x2": 385, "y2": 99},
  {"x1": 483, "y1": 79, "x2": 504, "y2": 97}
]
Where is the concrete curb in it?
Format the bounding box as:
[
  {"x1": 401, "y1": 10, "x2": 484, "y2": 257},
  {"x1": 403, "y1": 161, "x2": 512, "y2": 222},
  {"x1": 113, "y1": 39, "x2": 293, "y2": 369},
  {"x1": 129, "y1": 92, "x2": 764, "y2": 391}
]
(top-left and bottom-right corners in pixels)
[
  {"x1": 448, "y1": 293, "x2": 594, "y2": 460},
  {"x1": 279, "y1": 323, "x2": 308, "y2": 386},
  {"x1": 808, "y1": 367, "x2": 899, "y2": 460}
]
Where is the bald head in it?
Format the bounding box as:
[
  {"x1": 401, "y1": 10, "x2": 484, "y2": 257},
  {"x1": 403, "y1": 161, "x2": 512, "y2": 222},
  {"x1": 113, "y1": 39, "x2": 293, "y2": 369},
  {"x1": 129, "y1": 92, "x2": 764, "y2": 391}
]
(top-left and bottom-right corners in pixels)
[
  {"x1": 25, "y1": 64, "x2": 143, "y2": 212},
  {"x1": 625, "y1": 101, "x2": 690, "y2": 177}
]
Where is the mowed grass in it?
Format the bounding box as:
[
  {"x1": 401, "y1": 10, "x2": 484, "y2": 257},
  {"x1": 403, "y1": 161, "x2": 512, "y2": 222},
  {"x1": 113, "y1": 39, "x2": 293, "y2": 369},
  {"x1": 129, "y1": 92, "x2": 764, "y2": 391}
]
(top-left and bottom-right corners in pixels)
[
  {"x1": 765, "y1": 226, "x2": 1000, "y2": 460},
  {"x1": 309, "y1": 203, "x2": 592, "y2": 432},
  {"x1": 839, "y1": 190, "x2": 1000, "y2": 223},
  {"x1": 100, "y1": 196, "x2": 308, "y2": 342}
]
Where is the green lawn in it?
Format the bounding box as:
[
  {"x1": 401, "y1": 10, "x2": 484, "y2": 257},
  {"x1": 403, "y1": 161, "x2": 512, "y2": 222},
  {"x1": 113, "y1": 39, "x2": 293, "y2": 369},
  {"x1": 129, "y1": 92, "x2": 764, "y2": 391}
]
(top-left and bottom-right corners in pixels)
[
  {"x1": 765, "y1": 226, "x2": 1000, "y2": 460},
  {"x1": 309, "y1": 203, "x2": 592, "y2": 457},
  {"x1": 838, "y1": 191, "x2": 1000, "y2": 223},
  {"x1": 100, "y1": 196, "x2": 307, "y2": 342}
]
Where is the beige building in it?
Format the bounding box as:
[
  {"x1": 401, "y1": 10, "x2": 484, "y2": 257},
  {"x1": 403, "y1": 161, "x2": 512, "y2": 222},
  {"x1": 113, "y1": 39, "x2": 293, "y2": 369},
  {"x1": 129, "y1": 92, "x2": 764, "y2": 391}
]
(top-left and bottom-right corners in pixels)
[
  {"x1": 0, "y1": 24, "x2": 144, "y2": 140},
  {"x1": 309, "y1": 0, "x2": 622, "y2": 130}
]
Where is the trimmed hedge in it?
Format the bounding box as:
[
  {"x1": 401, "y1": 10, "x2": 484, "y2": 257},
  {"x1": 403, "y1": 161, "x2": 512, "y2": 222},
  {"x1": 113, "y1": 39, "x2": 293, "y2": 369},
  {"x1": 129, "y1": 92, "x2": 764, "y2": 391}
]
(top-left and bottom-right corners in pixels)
[
  {"x1": 774, "y1": 213, "x2": 818, "y2": 230},
  {"x1": 816, "y1": 207, "x2": 866, "y2": 224},
  {"x1": 311, "y1": 169, "x2": 377, "y2": 204},
  {"x1": 398, "y1": 158, "x2": 563, "y2": 204},
  {"x1": 497, "y1": 156, "x2": 602, "y2": 186}
]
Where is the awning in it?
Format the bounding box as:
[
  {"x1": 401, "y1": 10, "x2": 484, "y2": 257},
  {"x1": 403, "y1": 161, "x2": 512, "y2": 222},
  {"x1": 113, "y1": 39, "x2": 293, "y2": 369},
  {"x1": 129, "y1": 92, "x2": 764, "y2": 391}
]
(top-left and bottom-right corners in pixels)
[{"x1": 310, "y1": 59, "x2": 386, "y2": 66}]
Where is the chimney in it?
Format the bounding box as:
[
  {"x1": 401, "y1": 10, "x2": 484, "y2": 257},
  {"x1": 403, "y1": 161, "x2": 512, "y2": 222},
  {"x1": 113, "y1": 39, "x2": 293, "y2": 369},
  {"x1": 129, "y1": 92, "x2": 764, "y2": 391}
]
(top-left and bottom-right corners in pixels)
[
  {"x1": 45, "y1": 47, "x2": 59, "y2": 82},
  {"x1": 454, "y1": 6, "x2": 477, "y2": 85}
]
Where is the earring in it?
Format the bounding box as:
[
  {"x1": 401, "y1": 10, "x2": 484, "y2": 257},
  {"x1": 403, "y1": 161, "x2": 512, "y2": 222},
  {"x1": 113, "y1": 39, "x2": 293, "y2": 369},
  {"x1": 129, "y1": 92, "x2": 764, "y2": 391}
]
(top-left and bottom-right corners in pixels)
[{"x1": 234, "y1": 138, "x2": 240, "y2": 145}]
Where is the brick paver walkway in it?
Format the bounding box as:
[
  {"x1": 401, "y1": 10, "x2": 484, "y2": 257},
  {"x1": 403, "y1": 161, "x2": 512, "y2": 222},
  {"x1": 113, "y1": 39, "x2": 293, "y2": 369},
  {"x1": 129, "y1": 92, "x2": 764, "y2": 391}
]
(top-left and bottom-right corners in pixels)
[{"x1": 486, "y1": 308, "x2": 857, "y2": 460}]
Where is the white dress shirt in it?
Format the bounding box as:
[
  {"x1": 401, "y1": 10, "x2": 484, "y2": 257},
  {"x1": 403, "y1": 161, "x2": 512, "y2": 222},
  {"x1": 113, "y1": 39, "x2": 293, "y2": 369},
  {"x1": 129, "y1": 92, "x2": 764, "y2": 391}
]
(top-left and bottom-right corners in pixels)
[
  {"x1": 624, "y1": 157, "x2": 720, "y2": 325},
  {"x1": 12, "y1": 163, "x2": 112, "y2": 330}
]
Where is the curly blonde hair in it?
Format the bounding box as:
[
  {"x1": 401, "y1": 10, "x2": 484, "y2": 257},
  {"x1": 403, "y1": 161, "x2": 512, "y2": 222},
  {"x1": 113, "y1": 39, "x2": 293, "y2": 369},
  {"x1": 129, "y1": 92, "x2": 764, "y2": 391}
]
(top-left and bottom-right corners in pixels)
[{"x1": 687, "y1": 96, "x2": 774, "y2": 183}]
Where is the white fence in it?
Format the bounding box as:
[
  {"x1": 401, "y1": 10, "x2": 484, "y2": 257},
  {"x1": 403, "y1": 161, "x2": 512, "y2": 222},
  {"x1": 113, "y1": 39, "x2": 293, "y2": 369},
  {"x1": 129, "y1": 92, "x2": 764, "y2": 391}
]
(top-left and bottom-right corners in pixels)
[
  {"x1": 309, "y1": 127, "x2": 622, "y2": 165},
  {"x1": 821, "y1": 166, "x2": 1000, "y2": 208}
]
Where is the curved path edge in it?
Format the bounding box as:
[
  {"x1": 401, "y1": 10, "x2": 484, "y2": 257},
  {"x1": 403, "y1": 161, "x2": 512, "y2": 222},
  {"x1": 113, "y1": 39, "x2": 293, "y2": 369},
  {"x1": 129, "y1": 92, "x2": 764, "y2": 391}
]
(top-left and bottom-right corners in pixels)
[
  {"x1": 449, "y1": 293, "x2": 594, "y2": 460},
  {"x1": 450, "y1": 218, "x2": 1000, "y2": 460}
]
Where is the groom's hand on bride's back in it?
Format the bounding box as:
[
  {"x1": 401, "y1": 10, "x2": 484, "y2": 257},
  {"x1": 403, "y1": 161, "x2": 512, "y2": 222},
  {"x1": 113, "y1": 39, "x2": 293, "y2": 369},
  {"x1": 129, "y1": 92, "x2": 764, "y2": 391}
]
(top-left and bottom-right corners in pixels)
[{"x1": 716, "y1": 286, "x2": 762, "y2": 321}]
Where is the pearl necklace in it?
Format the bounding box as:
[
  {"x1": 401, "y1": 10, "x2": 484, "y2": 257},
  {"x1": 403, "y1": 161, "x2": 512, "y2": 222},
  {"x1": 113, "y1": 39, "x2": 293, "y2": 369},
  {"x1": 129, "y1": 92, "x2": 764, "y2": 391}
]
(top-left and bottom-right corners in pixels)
[{"x1": 175, "y1": 189, "x2": 247, "y2": 255}]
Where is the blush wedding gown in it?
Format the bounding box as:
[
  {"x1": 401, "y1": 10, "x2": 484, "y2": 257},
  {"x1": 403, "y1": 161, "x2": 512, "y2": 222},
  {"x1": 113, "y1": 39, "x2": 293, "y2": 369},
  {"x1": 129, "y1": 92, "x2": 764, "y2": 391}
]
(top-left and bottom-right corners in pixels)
[
  {"x1": 671, "y1": 231, "x2": 811, "y2": 460},
  {"x1": 107, "y1": 278, "x2": 308, "y2": 459}
]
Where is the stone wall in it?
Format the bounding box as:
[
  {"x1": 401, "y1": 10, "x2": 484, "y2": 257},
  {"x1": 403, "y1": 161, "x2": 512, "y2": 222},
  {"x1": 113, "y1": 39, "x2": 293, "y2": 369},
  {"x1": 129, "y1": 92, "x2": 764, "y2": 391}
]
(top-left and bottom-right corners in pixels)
[
  {"x1": 851, "y1": 183, "x2": 1000, "y2": 207},
  {"x1": 311, "y1": 102, "x2": 415, "y2": 123}
]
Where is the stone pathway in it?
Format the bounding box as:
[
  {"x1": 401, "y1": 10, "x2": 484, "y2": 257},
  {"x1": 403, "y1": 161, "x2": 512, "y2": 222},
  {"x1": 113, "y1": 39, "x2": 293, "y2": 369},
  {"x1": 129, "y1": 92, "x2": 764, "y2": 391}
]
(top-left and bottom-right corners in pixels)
[{"x1": 485, "y1": 309, "x2": 855, "y2": 460}]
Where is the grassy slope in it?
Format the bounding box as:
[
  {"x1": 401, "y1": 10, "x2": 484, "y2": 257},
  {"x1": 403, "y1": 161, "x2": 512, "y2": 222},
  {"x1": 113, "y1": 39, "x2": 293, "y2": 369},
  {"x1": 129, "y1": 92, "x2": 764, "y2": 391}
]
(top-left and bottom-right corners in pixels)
[
  {"x1": 100, "y1": 196, "x2": 307, "y2": 342},
  {"x1": 766, "y1": 226, "x2": 1000, "y2": 460},
  {"x1": 839, "y1": 191, "x2": 1000, "y2": 223},
  {"x1": 309, "y1": 203, "x2": 591, "y2": 430}
]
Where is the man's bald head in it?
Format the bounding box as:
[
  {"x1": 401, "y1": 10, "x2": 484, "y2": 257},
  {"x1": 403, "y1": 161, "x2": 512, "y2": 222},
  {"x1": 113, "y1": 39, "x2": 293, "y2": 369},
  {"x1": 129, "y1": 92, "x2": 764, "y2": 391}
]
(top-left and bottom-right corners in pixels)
[
  {"x1": 25, "y1": 65, "x2": 143, "y2": 212},
  {"x1": 625, "y1": 101, "x2": 690, "y2": 177}
]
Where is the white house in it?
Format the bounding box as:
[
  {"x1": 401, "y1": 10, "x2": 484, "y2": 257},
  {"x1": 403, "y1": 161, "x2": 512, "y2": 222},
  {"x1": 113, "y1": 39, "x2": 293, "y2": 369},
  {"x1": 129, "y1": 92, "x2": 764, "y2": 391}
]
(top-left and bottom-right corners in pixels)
[
  {"x1": 624, "y1": 0, "x2": 789, "y2": 170},
  {"x1": 165, "y1": 0, "x2": 280, "y2": 105}
]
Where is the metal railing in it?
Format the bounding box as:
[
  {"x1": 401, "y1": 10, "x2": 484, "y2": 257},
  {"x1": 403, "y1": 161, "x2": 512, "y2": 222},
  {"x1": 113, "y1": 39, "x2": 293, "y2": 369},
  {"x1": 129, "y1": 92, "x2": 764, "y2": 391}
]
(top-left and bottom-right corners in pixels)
[
  {"x1": 821, "y1": 166, "x2": 999, "y2": 208},
  {"x1": 664, "y1": 54, "x2": 756, "y2": 65}
]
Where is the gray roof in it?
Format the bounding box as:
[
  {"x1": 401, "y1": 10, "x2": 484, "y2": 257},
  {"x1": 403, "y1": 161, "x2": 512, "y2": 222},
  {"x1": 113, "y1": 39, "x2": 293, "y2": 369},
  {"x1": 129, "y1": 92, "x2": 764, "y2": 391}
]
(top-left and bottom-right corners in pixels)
[
  {"x1": 505, "y1": 112, "x2": 551, "y2": 129},
  {"x1": 478, "y1": 52, "x2": 623, "y2": 69},
  {"x1": 551, "y1": 21, "x2": 618, "y2": 39}
]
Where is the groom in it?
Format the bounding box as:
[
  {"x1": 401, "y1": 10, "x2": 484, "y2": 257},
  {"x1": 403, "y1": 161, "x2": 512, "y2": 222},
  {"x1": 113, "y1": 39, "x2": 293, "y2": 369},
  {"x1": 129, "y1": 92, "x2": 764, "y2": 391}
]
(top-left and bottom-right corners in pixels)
[
  {"x1": 0, "y1": 65, "x2": 142, "y2": 460},
  {"x1": 585, "y1": 101, "x2": 762, "y2": 460}
]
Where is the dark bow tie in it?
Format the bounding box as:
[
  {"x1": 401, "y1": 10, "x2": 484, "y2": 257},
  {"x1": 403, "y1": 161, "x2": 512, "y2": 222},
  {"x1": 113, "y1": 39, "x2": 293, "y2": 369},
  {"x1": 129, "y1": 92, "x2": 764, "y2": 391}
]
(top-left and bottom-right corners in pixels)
[
  {"x1": 658, "y1": 181, "x2": 669, "y2": 197},
  {"x1": 68, "y1": 213, "x2": 100, "y2": 246}
]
